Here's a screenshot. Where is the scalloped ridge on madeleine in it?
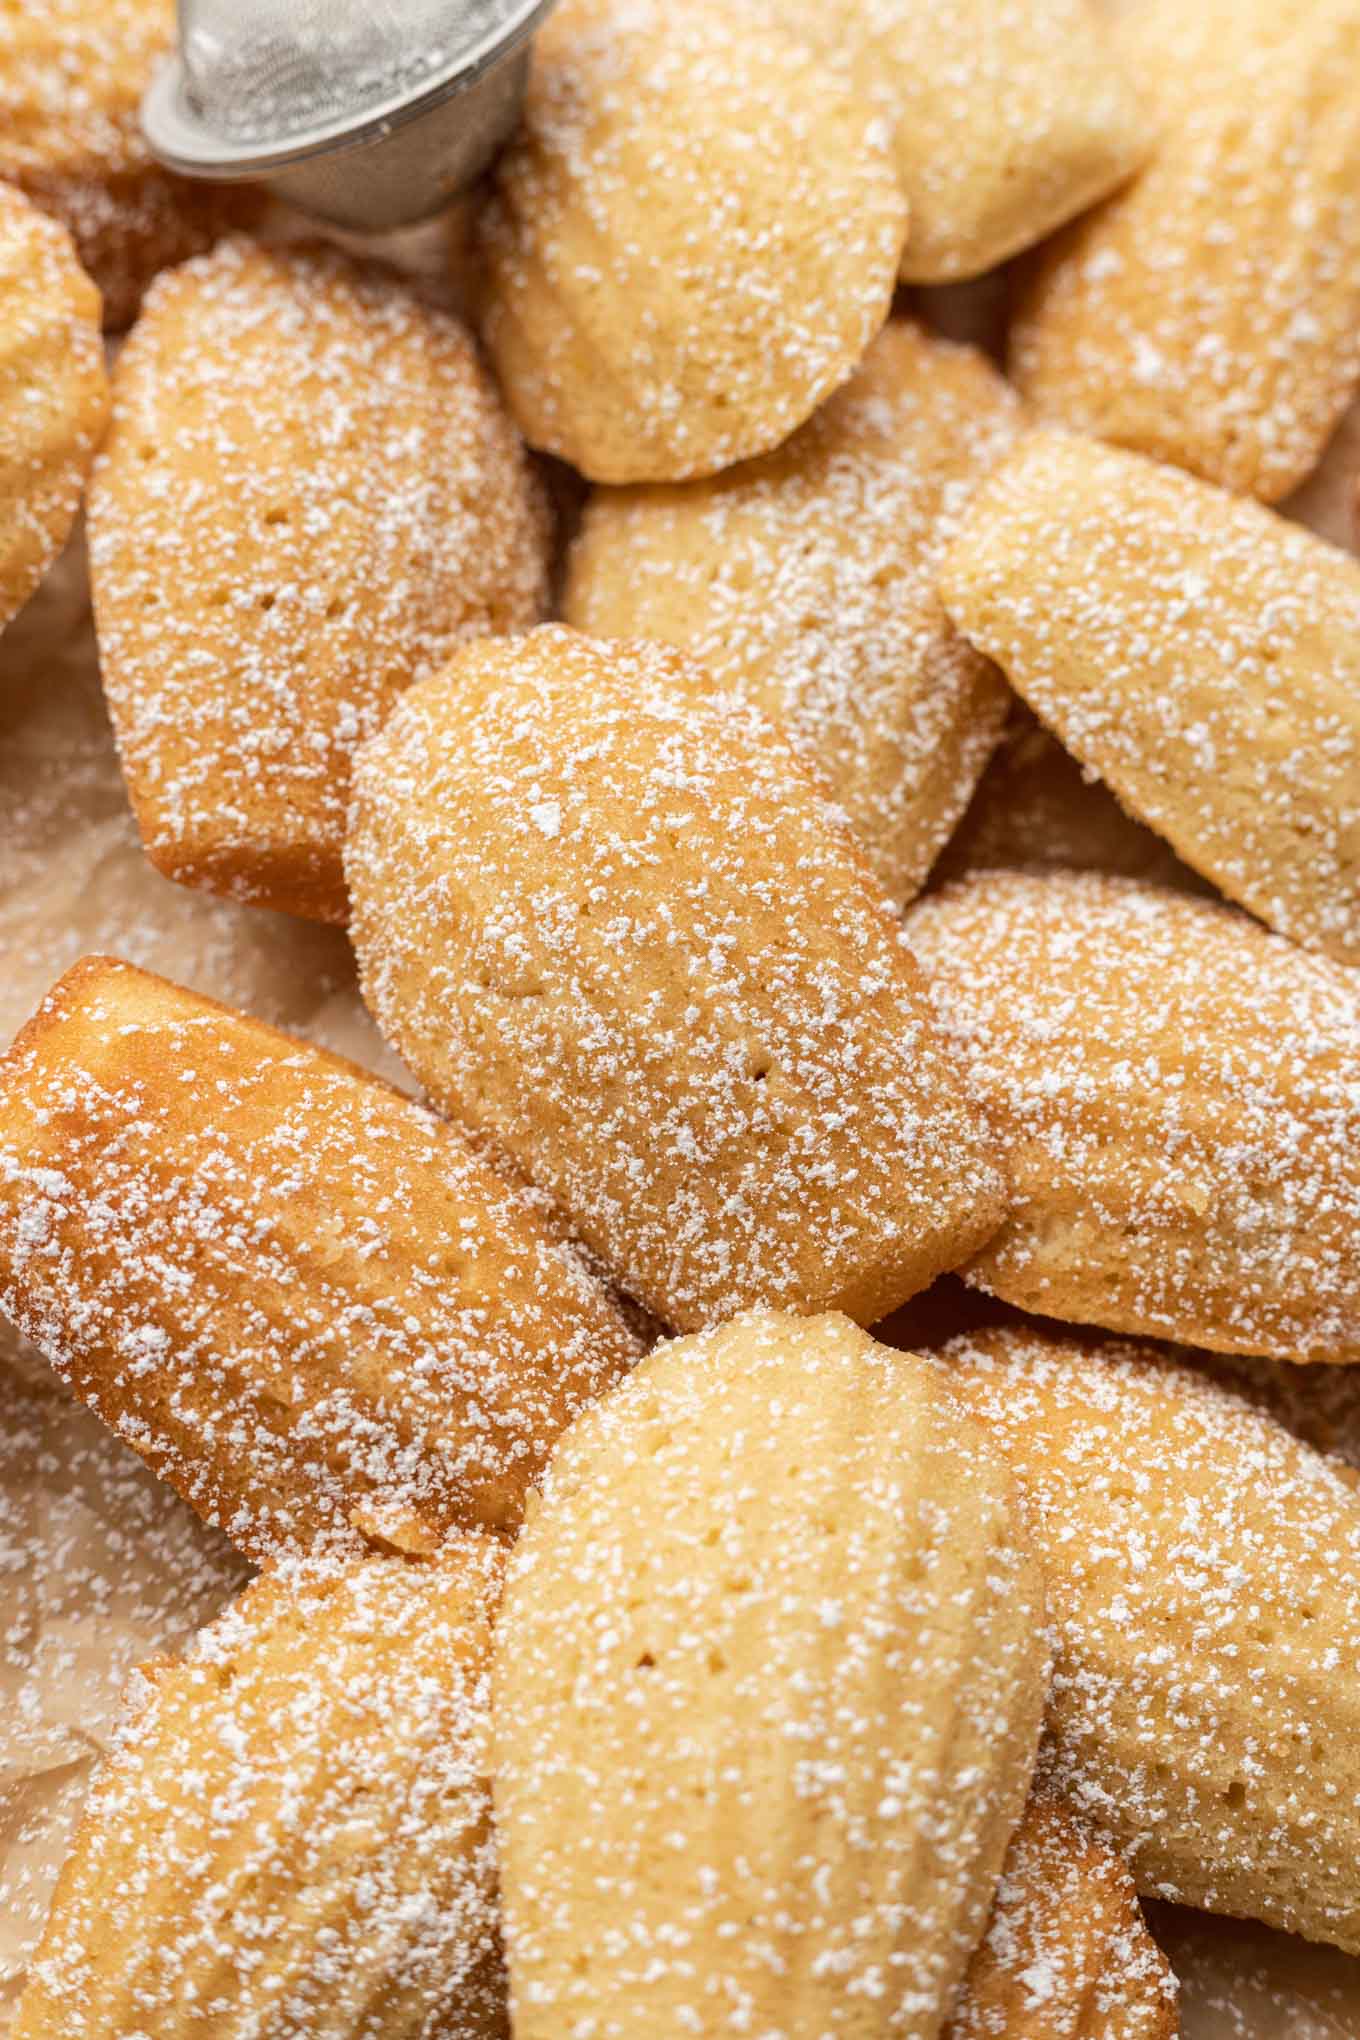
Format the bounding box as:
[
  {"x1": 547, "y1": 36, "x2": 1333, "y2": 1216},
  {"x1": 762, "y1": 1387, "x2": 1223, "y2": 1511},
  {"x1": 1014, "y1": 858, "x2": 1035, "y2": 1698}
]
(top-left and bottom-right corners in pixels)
[
  {"x1": 476, "y1": 0, "x2": 907, "y2": 483},
  {"x1": 938, "y1": 430, "x2": 1360, "y2": 967},
  {"x1": 564, "y1": 319, "x2": 1019, "y2": 906},
  {"x1": 0, "y1": 957, "x2": 639, "y2": 1562},
  {"x1": 89, "y1": 236, "x2": 549, "y2": 924},
  {"x1": 345, "y1": 627, "x2": 1006, "y2": 1333},
  {"x1": 1011, "y1": 0, "x2": 1360, "y2": 502},
  {"x1": 10, "y1": 1539, "x2": 509, "y2": 2039},
  {"x1": 494, "y1": 1311, "x2": 1047, "y2": 2036},
  {"x1": 945, "y1": 1325, "x2": 1360, "y2": 1953},
  {"x1": 906, "y1": 870, "x2": 1360, "y2": 1364},
  {"x1": 947, "y1": 1794, "x2": 1177, "y2": 2040},
  {"x1": 0, "y1": 182, "x2": 107, "y2": 632}
]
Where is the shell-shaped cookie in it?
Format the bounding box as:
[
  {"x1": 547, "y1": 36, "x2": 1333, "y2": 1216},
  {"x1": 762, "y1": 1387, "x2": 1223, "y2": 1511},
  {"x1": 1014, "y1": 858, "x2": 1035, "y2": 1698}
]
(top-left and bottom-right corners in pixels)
[
  {"x1": 944, "y1": 1325, "x2": 1360, "y2": 1952},
  {"x1": 476, "y1": 0, "x2": 907, "y2": 483},
  {"x1": 10, "y1": 1538, "x2": 509, "y2": 2038},
  {"x1": 564, "y1": 320, "x2": 1019, "y2": 906},
  {"x1": 0, "y1": 0, "x2": 248, "y2": 329},
  {"x1": 905, "y1": 870, "x2": 1360, "y2": 1364},
  {"x1": 0, "y1": 183, "x2": 107, "y2": 631},
  {"x1": 939, "y1": 431, "x2": 1360, "y2": 967},
  {"x1": 1012, "y1": 0, "x2": 1360, "y2": 502},
  {"x1": 494, "y1": 1310, "x2": 1047, "y2": 2036},
  {"x1": 0, "y1": 957, "x2": 639, "y2": 1561},
  {"x1": 89, "y1": 236, "x2": 549, "y2": 924},
  {"x1": 948, "y1": 1794, "x2": 1177, "y2": 2040},
  {"x1": 346, "y1": 627, "x2": 1006, "y2": 1332},
  {"x1": 774, "y1": 0, "x2": 1150, "y2": 283}
]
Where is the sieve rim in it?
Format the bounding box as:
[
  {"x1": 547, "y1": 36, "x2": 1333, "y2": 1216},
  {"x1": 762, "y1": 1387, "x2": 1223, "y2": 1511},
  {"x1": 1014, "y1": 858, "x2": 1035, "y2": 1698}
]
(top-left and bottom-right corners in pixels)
[{"x1": 142, "y1": 0, "x2": 557, "y2": 178}]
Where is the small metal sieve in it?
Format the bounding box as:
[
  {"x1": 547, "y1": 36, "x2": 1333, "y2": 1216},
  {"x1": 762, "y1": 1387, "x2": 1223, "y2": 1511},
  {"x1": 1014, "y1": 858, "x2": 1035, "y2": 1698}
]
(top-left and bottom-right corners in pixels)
[{"x1": 142, "y1": 0, "x2": 558, "y2": 232}]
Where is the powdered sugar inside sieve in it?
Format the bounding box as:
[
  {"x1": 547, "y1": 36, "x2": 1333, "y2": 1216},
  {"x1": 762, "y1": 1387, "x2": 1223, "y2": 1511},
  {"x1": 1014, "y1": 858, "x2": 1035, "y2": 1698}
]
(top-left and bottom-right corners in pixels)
[{"x1": 181, "y1": 0, "x2": 518, "y2": 144}]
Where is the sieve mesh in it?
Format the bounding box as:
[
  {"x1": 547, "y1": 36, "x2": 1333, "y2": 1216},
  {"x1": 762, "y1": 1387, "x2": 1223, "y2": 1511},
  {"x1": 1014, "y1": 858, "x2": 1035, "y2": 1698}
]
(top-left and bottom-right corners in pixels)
[{"x1": 180, "y1": 0, "x2": 517, "y2": 144}]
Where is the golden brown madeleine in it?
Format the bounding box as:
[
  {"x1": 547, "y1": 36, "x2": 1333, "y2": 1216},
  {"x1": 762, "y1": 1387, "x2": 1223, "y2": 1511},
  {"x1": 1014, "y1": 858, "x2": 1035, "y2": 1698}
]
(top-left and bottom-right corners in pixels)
[
  {"x1": 564, "y1": 320, "x2": 1020, "y2": 907},
  {"x1": 945, "y1": 1325, "x2": 1360, "y2": 1952},
  {"x1": 906, "y1": 871, "x2": 1360, "y2": 1364},
  {"x1": 89, "y1": 237, "x2": 549, "y2": 925},
  {"x1": 1012, "y1": 0, "x2": 1360, "y2": 502},
  {"x1": 476, "y1": 0, "x2": 907, "y2": 483},
  {"x1": 11, "y1": 1538, "x2": 509, "y2": 2039},
  {"x1": 494, "y1": 1311, "x2": 1047, "y2": 2036},
  {"x1": 931, "y1": 705, "x2": 1211, "y2": 897},
  {"x1": 0, "y1": 957, "x2": 639, "y2": 1561},
  {"x1": 939, "y1": 432, "x2": 1360, "y2": 966},
  {"x1": 948, "y1": 1794, "x2": 1177, "y2": 2040},
  {"x1": 0, "y1": 0, "x2": 249, "y2": 330},
  {"x1": 346, "y1": 628, "x2": 1006, "y2": 1332},
  {"x1": 0, "y1": 184, "x2": 107, "y2": 631},
  {"x1": 774, "y1": 0, "x2": 1150, "y2": 283}
]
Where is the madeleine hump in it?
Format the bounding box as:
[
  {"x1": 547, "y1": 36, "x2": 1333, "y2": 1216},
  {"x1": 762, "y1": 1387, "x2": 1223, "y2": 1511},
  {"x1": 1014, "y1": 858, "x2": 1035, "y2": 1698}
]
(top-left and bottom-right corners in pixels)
[
  {"x1": 346, "y1": 627, "x2": 1007, "y2": 1332},
  {"x1": 939, "y1": 431, "x2": 1360, "y2": 967},
  {"x1": 89, "y1": 236, "x2": 549, "y2": 923}
]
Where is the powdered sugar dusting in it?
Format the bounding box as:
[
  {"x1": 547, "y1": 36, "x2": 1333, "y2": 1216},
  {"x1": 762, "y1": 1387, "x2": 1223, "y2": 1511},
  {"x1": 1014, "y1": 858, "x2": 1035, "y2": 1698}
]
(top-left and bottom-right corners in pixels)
[
  {"x1": 565, "y1": 319, "x2": 1020, "y2": 906},
  {"x1": 907, "y1": 869, "x2": 1360, "y2": 1363},
  {"x1": 939, "y1": 430, "x2": 1360, "y2": 967},
  {"x1": 477, "y1": 0, "x2": 907, "y2": 482},
  {"x1": 947, "y1": 1793, "x2": 1177, "y2": 2039},
  {"x1": 346, "y1": 626, "x2": 1007, "y2": 1332},
  {"x1": 89, "y1": 235, "x2": 549, "y2": 923},
  {"x1": 1012, "y1": 0, "x2": 1360, "y2": 501},
  {"x1": 0, "y1": 185, "x2": 106, "y2": 629},
  {"x1": 11, "y1": 1539, "x2": 508, "y2": 2037},
  {"x1": 0, "y1": 956, "x2": 639, "y2": 1562},
  {"x1": 495, "y1": 1311, "x2": 1046, "y2": 2031},
  {"x1": 945, "y1": 1323, "x2": 1360, "y2": 1951}
]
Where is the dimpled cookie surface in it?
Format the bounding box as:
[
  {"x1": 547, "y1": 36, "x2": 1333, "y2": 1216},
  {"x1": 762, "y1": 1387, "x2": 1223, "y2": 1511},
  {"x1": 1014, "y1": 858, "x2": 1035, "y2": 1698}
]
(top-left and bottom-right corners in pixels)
[
  {"x1": 494, "y1": 1311, "x2": 1047, "y2": 2036},
  {"x1": 939, "y1": 431, "x2": 1360, "y2": 967},
  {"x1": 89, "y1": 236, "x2": 549, "y2": 923},
  {"x1": 564, "y1": 319, "x2": 1020, "y2": 905},
  {"x1": 477, "y1": 0, "x2": 907, "y2": 481},
  {"x1": 346, "y1": 627, "x2": 1006, "y2": 1331}
]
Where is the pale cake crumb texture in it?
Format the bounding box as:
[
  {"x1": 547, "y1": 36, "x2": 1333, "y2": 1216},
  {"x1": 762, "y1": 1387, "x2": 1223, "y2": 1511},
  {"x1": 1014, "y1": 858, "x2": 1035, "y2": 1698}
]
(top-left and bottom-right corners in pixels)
[
  {"x1": 477, "y1": 0, "x2": 908, "y2": 482},
  {"x1": 939, "y1": 430, "x2": 1360, "y2": 967},
  {"x1": 10, "y1": 1540, "x2": 509, "y2": 2038},
  {"x1": 1012, "y1": 0, "x2": 1360, "y2": 502}
]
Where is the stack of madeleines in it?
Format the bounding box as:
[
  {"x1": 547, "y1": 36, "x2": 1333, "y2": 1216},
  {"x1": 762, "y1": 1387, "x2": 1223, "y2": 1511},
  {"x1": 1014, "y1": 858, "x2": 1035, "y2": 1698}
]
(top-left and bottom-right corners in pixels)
[{"x1": 1, "y1": 0, "x2": 1359, "y2": 2034}]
